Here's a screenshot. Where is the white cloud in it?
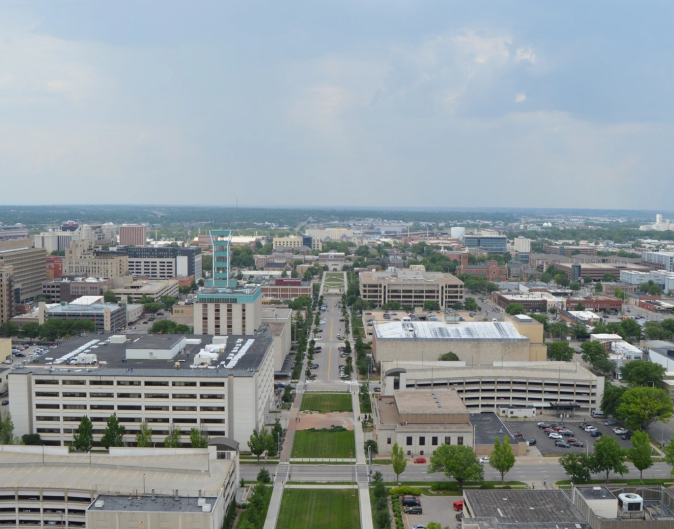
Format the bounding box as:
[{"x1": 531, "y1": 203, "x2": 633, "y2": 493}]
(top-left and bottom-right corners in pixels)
[
  {"x1": 452, "y1": 30, "x2": 512, "y2": 64},
  {"x1": 516, "y1": 46, "x2": 536, "y2": 64},
  {"x1": 516, "y1": 93, "x2": 527, "y2": 103}
]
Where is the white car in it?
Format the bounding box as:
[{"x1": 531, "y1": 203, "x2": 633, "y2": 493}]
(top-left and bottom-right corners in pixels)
[
  {"x1": 479, "y1": 457, "x2": 490, "y2": 464},
  {"x1": 548, "y1": 433, "x2": 563, "y2": 439},
  {"x1": 584, "y1": 426, "x2": 597, "y2": 432},
  {"x1": 614, "y1": 428, "x2": 628, "y2": 435}
]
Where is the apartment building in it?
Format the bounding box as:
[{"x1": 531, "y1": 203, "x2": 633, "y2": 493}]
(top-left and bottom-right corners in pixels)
[
  {"x1": 380, "y1": 360, "x2": 602, "y2": 415},
  {"x1": 553, "y1": 262, "x2": 649, "y2": 281},
  {"x1": 620, "y1": 270, "x2": 674, "y2": 293},
  {"x1": 261, "y1": 278, "x2": 312, "y2": 301},
  {"x1": 272, "y1": 235, "x2": 322, "y2": 252},
  {"x1": 62, "y1": 221, "x2": 117, "y2": 245},
  {"x1": 64, "y1": 241, "x2": 129, "y2": 279},
  {"x1": 124, "y1": 246, "x2": 202, "y2": 280},
  {"x1": 119, "y1": 224, "x2": 147, "y2": 247},
  {"x1": 641, "y1": 251, "x2": 674, "y2": 272},
  {"x1": 111, "y1": 278, "x2": 179, "y2": 303},
  {"x1": 512, "y1": 236, "x2": 531, "y2": 253},
  {"x1": 359, "y1": 269, "x2": 464, "y2": 309},
  {"x1": 0, "y1": 445, "x2": 238, "y2": 529},
  {"x1": 46, "y1": 255, "x2": 63, "y2": 280},
  {"x1": 0, "y1": 264, "x2": 13, "y2": 324},
  {"x1": 194, "y1": 285, "x2": 262, "y2": 335},
  {"x1": 456, "y1": 261, "x2": 508, "y2": 281},
  {"x1": 8, "y1": 333, "x2": 275, "y2": 448},
  {"x1": 0, "y1": 239, "x2": 47, "y2": 302},
  {"x1": 34, "y1": 231, "x2": 73, "y2": 253}
]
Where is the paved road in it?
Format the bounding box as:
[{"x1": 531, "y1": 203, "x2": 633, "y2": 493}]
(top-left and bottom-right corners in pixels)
[
  {"x1": 311, "y1": 293, "x2": 348, "y2": 385},
  {"x1": 242, "y1": 459, "x2": 674, "y2": 484}
]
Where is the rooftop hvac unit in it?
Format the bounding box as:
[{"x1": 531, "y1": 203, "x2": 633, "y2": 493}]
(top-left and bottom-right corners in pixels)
[
  {"x1": 618, "y1": 493, "x2": 643, "y2": 512},
  {"x1": 202, "y1": 504, "x2": 212, "y2": 512},
  {"x1": 94, "y1": 500, "x2": 105, "y2": 508}
]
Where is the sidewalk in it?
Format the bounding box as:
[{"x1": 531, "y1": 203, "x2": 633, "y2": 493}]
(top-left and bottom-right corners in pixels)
[{"x1": 263, "y1": 463, "x2": 289, "y2": 529}]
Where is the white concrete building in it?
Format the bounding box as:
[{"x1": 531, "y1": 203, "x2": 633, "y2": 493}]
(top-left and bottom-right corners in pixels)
[
  {"x1": 512, "y1": 236, "x2": 531, "y2": 253},
  {"x1": 0, "y1": 444, "x2": 238, "y2": 529},
  {"x1": 639, "y1": 214, "x2": 674, "y2": 232},
  {"x1": 620, "y1": 269, "x2": 674, "y2": 293},
  {"x1": 380, "y1": 360, "x2": 603, "y2": 415},
  {"x1": 34, "y1": 231, "x2": 73, "y2": 253},
  {"x1": 641, "y1": 251, "x2": 674, "y2": 271},
  {"x1": 8, "y1": 333, "x2": 275, "y2": 448}
]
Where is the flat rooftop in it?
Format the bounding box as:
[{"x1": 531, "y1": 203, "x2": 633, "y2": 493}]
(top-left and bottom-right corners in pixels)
[
  {"x1": 576, "y1": 485, "x2": 615, "y2": 500},
  {"x1": 394, "y1": 389, "x2": 468, "y2": 414},
  {"x1": 464, "y1": 489, "x2": 588, "y2": 525},
  {"x1": 472, "y1": 412, "x2": 517, "y2": 445},
  {"x1": 90, "y1": 494, "x2": 219, "y2": 513},
  {"x1": 0, "y1": 449, "x2": 232, "y2": 497},
  {"x1": 360, "y1": 270, "x2": 463, "y2": 285},
  {"x1": 14, "y1": 333, "x2": 272, "y2": 378},
  {"x1": 374, "y1": 321, "x2": 527, "y2": 341}
]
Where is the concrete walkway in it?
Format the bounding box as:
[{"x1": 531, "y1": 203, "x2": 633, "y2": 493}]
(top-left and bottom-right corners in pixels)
[{"x1": 263, "y1": 463, "x2": 290, "y2": 529}]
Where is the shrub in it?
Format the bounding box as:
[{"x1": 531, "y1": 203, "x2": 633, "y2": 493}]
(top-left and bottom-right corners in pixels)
[
  {"x1": 432, "y1": 482, "x2": 459, "y2": 491},
  {"x1": 389, "y1": 486, "x2": 423, "y2": 496},
  {"x1": 479, "y1": 483, "x2": 495, "y2": 489}
]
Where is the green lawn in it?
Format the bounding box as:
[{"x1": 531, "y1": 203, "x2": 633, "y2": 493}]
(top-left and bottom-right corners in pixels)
[
  {"x1": 301, "y1": 393, "x2": 353, "y2": 413},
  {"x1": 291, "y1": 430, "x2": 356, "y2": 458},
  {"x1": 277, "y1": 489, "x2": 359, "y2": 529}
]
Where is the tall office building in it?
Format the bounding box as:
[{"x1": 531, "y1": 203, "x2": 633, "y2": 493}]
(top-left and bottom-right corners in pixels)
[
  {"x1": 124, "y1": 246, "x2": 202, "y2": 280},
  {"x1": 464, "y1": 233, "x2": 508, "y2": 253},
  {"x1": 34, "y1": 231, "x2": 73, "y2": 253},
  {"x1": 0, "y1": 239, "x2": 47, "y2": 303},
  {"x1": 0, "y1": 264, "x2": 13, "y2": 323},
  {"x1": 64, "y1": 241, "x2": 128, "y2": 279},
  {"x1": 119, "y1": 224, "x2": 147, "y2": 247},
  {"x1": 194, "y1": 230, "x2": 262, "y2": 335},
  {"x1": 0, "y1": 223, "x2": 28, "y2": 241}
]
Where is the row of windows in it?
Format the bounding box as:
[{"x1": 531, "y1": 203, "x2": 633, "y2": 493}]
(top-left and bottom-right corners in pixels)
[
  {"x1": 37, "y1": 428, "x2": 226, "y2": 437},
  {"x1": 36, "y1": 379, "x2": 224, "y2": 387},
  {"x1": 387, "y1": 436, "x2": 464, "y2": 446},
  {"x1": 36, "y1": 404, "x2": 225, "y2": 412},
  {"x1": 37, "y1": 415, "x2": 224, "y2": 425}
]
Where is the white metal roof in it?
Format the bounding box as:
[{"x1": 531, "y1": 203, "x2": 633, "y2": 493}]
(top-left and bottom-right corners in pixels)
[{"x1": 374, "y1": 321, "x2": 526, "y2": 341}]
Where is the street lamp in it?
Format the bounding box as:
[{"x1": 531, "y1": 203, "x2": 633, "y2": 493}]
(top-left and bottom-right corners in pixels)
[{"x1": 143, "y1": 473, "x2": 146, "y2": 494}]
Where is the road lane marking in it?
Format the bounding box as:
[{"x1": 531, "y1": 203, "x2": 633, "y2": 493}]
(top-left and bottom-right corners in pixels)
[
  {"x1": 330, "y1": 317, "x2": 334, "y2": 340},
  {"x1": 328, "y1": 347, "x2": 332, "y2": 381}
]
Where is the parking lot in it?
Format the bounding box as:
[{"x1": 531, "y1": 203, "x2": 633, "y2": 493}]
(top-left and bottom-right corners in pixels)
[
  {"x1": 403, "y1": 495, "x2": 463, "y2": 529},
  {"x1": 507, "y1": 420, "x2": 634, "y2": 455}
]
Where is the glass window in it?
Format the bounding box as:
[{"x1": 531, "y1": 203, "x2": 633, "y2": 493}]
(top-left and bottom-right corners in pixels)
[
  {"x1": 444, "y1": 437, "x2": 451, "y2": 445},
  {"x1": 419, "y1": 436, "x2": 425, "y2": 446},
  {"x1": 432, "y1": 437, "x2": 438, "y2": 446},
  {"x1": 406, "y1": 436, "x2": 412, "y2": 446},
  {"x1": 458, "y1": 437, "x2": 464, "y2": 445},
  {"x1": 387, "y1": 438, "x2": 392, "y2": 445}
]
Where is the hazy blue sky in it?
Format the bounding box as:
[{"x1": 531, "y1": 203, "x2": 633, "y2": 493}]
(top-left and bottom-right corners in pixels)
[{"x1": 1, "y1": 1, "x2": 673, "y2": 209}]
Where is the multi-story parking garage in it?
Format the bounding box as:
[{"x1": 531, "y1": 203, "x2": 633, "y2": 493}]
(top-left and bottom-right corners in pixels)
[{"x1": 380, "y1": 360, "x2": 603, "y2": 416}]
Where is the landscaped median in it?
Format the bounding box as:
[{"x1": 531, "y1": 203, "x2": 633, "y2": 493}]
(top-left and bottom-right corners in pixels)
[
  {"x1": 277, "y1": 488, "x2": 360, "y2": 529},
  {"x1": 301, "y1": 393, "x2": 353, "y2": 413},
  {"x1": 291, "y1": 426, "x2": 356, "y2": 460}
]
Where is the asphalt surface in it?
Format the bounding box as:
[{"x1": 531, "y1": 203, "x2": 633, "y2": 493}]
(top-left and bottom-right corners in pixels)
[{"x1": 310, "y1": 294, "x2": 349, "y2": 385}]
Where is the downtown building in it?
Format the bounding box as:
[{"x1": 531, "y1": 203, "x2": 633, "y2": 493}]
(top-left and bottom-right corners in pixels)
[
  {"x1": 119, "y1": 224, "x2": 147, "y2": 247},
  {"x1": 8, "y1": 332, "x2": 275, "y2": 449},
  {"x1": 123, "y1": 246, "x2": 202, "y2": 280},
  {"x1": 0, "y1": 239, "x2": 47, "y2": 303}
]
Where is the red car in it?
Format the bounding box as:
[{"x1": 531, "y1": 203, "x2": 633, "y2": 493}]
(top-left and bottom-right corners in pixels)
[
  {"x1": 413, "y1": 457, "x2": 426, "y2": 464},
  {"x1": 553, "y1": 426, "x2": 566, "y2": 431},
  {"x1": 543, "y1": 428, "x2": 554, "y2": 434},
  {"x1": 567, "y1": 438, "x2": 578, "y2": 443}
]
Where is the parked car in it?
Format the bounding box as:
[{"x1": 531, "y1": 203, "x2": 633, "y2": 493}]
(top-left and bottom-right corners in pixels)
[
  {"x1": 479, "y1": 457, "x2": 490, "y2": 463},
  {"x1": 310, "y1": 364, "x2": 319, "y2": 369},
  {"x1": 604, "y1": 420, "x2": 616, "y2": 426},
  {"x1": 401, "y1": 496, "x2": 421, "y2": 507},
  {"x1": 413, "y1": 457, "x2": 426, "y2": 464},
  {"x1": 584, "y1": 426, "x2": 597, "y2": 432},
  {"x1": 405, "y1": 506, "x2": 423, "y2": 515},
  {"x1": 556, "y1": 442, "x2": 571, "y2": 448},
  {"x1": 527, "y1": 438, "x2": 537, "y2": 446},
  {"x1": 570, "y1": 441, "x2": 584, "y2": 447},
  {"x1": 339, "y1": 318, "x2": 344, "y2": 322},
  {"x1": 537, "y1": 422, "x2": 551, "y2": 429},
  {"x1": 553, "y1": 426, "x2": 567, "y2": 432},
  {"x1": 591, "y1": 430, "x2": 603, "y2": 437},
  {"x1": 1, "y1": 400, "x2": 8, "y2": 406},
  {"x1": 453, "y1": 500, "x2": 464, "y2": 511},
  {"x1": 560, "y1": 430, "x2": 575, "y2": 437},
  {"x1": 548, "y1": 433, "x2": 563, "y2": 439},
  {"x1": 579, "y1": 422, "x2": 590, "y2": 429},
  {"x1": 543, "y1": 428, "x2": 554, "y2": 434},
  {"x1": 614, "y1": 428, "x2": 628, "y2": 435},
  {"x1": 373, "y1": 386, "x2": 381, "y2": 393},
  {"x1": 621, "y1": 433, "x2": 633, "y2": 440},
  {"x1": 567, "y1": 438, "x2": 578, "y2": 443}
]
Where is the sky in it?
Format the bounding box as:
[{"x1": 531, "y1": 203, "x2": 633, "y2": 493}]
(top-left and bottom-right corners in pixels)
[{"x1": 1, "y1": 1, "x2": 673, "y2": 209}]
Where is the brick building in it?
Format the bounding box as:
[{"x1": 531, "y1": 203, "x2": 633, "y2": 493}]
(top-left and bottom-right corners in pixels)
[
  {"x1": 46, "y1": 255, "x2": 63, "y2": 280},
  {"x1": 457, "y1": 259, "x2": 508, "y2": 281},
  {"x1": 261, "y1": 278, "x2": 312, "y2": 301},
  {"x1": 544, "y1": 245, "x2": 598, "y2": 256},
  {"x1": 567, "y1": 296, "x2": 622, "y2": 313}
]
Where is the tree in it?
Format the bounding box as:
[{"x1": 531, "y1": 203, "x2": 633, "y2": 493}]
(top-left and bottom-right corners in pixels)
[
  {"x1": 602, "y1": 273, "x2": 618, "y2": 282},
  {"x1": 439, "y1": 352, "x2": 460, "y2": 361},
  {"x1": 136, "y1": 422, "x2": 153, "y2": 447},
  {"x1": 664, "y1": 437, "x2": 674, "y2": 475},
  {"x1": 452, "y1": 302, "x2": 464, "y2": 311},
  {"x1": 620, "y1": 318, "x2": 642, "y2": 340},
  {"x1": 570, "y1": 322, "x2": 590, "y2": 339},
  {"x1": 0, "y1": 322, "x2": 19, "y2": 337},
  {"x1": 424, "y1": 300, "x2": 441, "y2": 311},
  {"x1": 248, "y1": 427, "x2": 273, "y2": 462},
  {"x1": 100, "y1": 413, "x2": 126, "y2": 449},
  {"x1": 72, "y1": 416, "x2": 94, "y2": 452},
  {"x1": 161, "y1": 296, "x2": 178, "y2": 309},
  {"x1": 21, "y1": 433, "x2": 43, "y2": 445},
  {"x1": 591, "y1": 436, "x2": 627, "y2": 481},
  {"x1": 616, "y1": 387, "x2": 673, "y2": 431},
  {"x1": 619, "y1": 361, "x2": 666, "y2": 388},
  {"x1": 382, "y1": 301, "x2": 401, "y2": 311},
  {"x1": 164, "y1": 426, "x2": 182, "y2": 448},
  {"x1": 20, "y1": 322, "x2": 40, "y2": 343},
  {"x1": 548, "y1": 321, "x2": 568, "y2": 340},
  {"x1": 364, "y1": 439, "x2": 378, "y2": 456},
  {"x1": 581, "y1": 341, "x2": 609, "y2": 366},
  {"x1": 489, "y1": 437, "x2": 515, "y2": 484},
  {"x1": 391, "y1": 442, "x2": 407, "y2": 482},
  {"x1": 256, "y1": 467, "x2": 271, "y2": 484},
  {"x1": 614, "y1": 287, "x2": 626, "y2": 300},
  {"x1": 143, "y1": 302, "x2": 162, "y2": 313},
  {"x1": 0, "y1": 411, "x2": 14, "y2": 445},
  {"x1": 595, "y1": 283, "x2": 603, "y2": 293},
  {"x1": 464, "y1": 297, "x2": 479, "y2": 311},
  {"x1": 190, "y1": 428, "x2": 210, "y2": 448},
  {"x1": 570, "y1": 282, "x2": 581, "y2": 291},
  {"x1": 505, "y1": 303, "x2": 525, "y2": 315},
  {"x1": 547, "y1": 341, "x2": 574, "y2": 361},
  {"x1": 575, "y1": 302, "x2": 585, "y2": 311},
  {"x1": 428, "y1": 444, "x2": 484, "y2": 489},
  {"x1": 103, "y1": 289, "x2": 118, "y2": 303},
  {"x1": 629, "y1": 431, "x2": 653, "y2": 481},
  {"x1": 601, "y1": 384, "x2": 627, "y2": 417},
  {"x1": 559, "y1": 453, "x2": 593, "y2": 483}
]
